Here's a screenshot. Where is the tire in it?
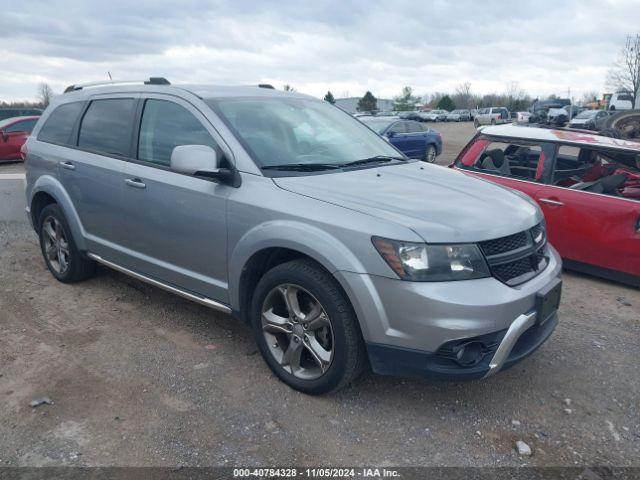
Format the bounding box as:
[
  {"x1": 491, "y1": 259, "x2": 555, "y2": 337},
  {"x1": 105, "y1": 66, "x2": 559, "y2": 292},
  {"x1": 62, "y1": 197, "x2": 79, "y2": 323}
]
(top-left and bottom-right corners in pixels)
[
  {"x1": 423, "y1": 144, "x2": 437, "y2": 163},
  {"x1": 38, "y1": 204, "x2": 95, "y2": 283},
  {"x1": 490, "y1": 118, "x2": 496, "y2": 125},
  {"x1": 251, "y1": 259, "x2": 367, "y2": 395},
  {"x1": 474, "y1": 119, "x2": 480, "y2": 128}
]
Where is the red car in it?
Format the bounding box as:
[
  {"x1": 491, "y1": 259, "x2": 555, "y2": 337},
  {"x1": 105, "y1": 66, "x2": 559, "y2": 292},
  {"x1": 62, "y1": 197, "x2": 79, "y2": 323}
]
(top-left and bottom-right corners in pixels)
[
  {"x1": 452, "y1": 125, "x2": 640, "y2": 286},
  {"x1": 0, "y1": 116, "x2": 39, "y2": 162}
]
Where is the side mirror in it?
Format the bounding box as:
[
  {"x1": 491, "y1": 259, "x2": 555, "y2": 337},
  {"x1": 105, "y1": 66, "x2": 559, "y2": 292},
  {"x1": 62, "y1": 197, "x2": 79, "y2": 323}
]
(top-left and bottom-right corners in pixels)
[
  {"x1": 386, "y1": 131, "x2": 396, "y2": 138},
  {"x1": 171, "y1": 144, "x2": 220, "y2": 176},
  {"x1": 170, "y1": 145, "x2": 241, "y2": 187},
  {"x1": 1, "y1": 131, "x2": 7, "y2": 142}
]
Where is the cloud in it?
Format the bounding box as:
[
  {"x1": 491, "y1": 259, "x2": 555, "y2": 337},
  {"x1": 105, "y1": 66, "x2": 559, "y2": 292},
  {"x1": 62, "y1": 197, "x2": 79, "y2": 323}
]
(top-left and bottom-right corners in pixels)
[{"x1": 1, "y1": 0, "x2": 638, "y2": 101}]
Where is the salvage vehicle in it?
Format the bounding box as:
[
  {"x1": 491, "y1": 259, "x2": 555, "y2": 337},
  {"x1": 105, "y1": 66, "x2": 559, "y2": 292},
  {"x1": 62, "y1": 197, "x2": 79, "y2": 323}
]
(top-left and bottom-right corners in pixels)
[
  {"x1": 474, "y1": 107, "x2": 510, "y2": 127},
  {"x1": 445, "y1": 110, "x2": 471, "y2": 122},
  {"x1": 569, "y1": 110, "x2": 610, "y2": 131},
  {"x1": 0, "y1": 116, "x2": 39, "y2": 162},
  {"x1": 25, "y1": 79, "x2": 562, "y2": 394},
  {"x1": 358, "y1": 117, "x2": 442, "y2": 162},
  {"x1": 452, "y1": 125, "x2": 640, "y2": 286}
]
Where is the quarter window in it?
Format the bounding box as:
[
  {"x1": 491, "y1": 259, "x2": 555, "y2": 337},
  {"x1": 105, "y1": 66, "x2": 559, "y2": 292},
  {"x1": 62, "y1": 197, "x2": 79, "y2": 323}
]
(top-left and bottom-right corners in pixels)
[
  {"x1": 138, "y1": 99, "x2": 217, "y2": 166},
  {"x1": 78, "y1": 99, "x2": 136, "y2": 157},
  {"x1": 38, "y1": 102, "x2": 85, "y2": 145}
]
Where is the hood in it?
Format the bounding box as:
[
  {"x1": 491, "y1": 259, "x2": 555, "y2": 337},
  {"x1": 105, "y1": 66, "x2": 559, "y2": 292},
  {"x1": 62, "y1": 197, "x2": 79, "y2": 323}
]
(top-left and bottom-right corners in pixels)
[{"x1": 273, "y1": 162, "x2": 541, "y2": 243}]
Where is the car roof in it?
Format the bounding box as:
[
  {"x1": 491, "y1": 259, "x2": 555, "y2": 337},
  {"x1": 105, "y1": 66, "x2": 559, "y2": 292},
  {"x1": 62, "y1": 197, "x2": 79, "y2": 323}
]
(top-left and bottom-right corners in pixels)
[
  {"x1": 481, "y1": 125, "x2": 640, "y2": 152},
  {"x1": 60, "y1": 83, "x2": 314, "y2": 101},
  {"x1": 0, "y1": 115, "x2": 40, "y2": 128}
]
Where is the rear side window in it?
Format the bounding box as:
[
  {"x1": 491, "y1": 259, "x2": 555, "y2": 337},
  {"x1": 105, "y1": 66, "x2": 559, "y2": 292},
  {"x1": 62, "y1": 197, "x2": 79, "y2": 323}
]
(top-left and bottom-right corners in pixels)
[
  {"x1": 78, "y1": 99, "x2": 136, "y2": 157},
  {"x1": 138, "y1": 99, "x2": 217, "y2": 166},
  {"x1": 38, "y1": 102, "x2": 85, "y2": 145}
]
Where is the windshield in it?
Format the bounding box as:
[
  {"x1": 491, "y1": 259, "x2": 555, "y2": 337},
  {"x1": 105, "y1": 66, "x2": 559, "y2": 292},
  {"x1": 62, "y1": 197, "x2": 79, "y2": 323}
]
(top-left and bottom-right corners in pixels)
[
  {"x1": 208, "y1": 97, "x2": 400, "y2": 168},
  {"x1": 575, "y1": 110, "x2": 599, "y2": 119}
]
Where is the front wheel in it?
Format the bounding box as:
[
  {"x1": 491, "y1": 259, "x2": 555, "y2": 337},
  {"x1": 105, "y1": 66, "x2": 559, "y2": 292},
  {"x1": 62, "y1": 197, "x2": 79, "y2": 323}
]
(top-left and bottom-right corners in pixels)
[
  {"x1": 423, "y1": 144, "x2": 437, "y2": 163},
  {"x1": 251, "y1": 260, "x2": 367, "y2": 394}
]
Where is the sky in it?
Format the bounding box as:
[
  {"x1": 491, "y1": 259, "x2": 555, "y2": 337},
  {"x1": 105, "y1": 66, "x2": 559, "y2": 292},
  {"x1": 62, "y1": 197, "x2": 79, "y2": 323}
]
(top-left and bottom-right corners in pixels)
[{"x1": 1, "y1": 0, "x2": 638, "y2": 103}]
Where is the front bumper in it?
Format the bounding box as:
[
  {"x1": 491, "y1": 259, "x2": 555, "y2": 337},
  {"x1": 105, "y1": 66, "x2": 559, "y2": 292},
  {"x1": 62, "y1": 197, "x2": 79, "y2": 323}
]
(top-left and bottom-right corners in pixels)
[
  {"x1": 366, "y1": 312, "x2": 557, "y2": 380},
  {"x1": 335, "y1": 245, "x2": 562, "y2": 380}
]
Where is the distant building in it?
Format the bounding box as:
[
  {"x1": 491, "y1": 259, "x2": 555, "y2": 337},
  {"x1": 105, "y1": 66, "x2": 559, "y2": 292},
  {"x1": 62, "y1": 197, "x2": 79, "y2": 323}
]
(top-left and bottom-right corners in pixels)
[{"x1": 334, "y1": 97, "x2": 395, "y2": 113}]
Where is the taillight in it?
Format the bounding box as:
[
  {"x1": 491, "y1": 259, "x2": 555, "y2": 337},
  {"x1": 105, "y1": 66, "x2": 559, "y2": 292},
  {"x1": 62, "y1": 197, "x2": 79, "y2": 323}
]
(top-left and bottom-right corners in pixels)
[{"x1": 20, "y1": 143, "x2": 28, "y2": 161}]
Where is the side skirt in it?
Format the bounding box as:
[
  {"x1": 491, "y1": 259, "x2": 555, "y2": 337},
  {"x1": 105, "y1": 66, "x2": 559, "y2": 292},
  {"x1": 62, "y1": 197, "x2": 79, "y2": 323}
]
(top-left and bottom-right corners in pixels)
[{"x1": 87, "y1": 252, "x2": 232, "y2": 313}]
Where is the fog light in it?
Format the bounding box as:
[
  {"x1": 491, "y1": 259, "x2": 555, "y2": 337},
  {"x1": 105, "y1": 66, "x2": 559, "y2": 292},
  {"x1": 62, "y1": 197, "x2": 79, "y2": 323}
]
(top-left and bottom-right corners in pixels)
[{"x1": 454, "y1": 341, "x2": 485, "y2": 366}]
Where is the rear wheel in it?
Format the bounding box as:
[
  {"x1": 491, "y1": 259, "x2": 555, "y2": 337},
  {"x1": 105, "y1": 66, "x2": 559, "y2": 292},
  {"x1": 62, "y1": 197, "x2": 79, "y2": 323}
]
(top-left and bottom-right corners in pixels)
[
  {"x1": 490, "y1": 118, "x2": 496, "y2": 125},
  {"x1": 474, "y1": 119, "x2": 480, "y2": 128},
  {"x1": 38, "y1": 204, "x2": 95, "y2": 283},
  {"x1": 251, "y1": 259, "x2": 366, "y2": 394},
  {"x1": 423, "y1": 144, "x2": 437, "y2": 163}
]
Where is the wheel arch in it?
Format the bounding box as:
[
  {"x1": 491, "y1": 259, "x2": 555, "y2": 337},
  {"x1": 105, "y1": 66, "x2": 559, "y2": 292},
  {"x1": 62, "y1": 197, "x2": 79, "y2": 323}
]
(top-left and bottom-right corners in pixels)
[
  {"x1": 29, "y1": 175, "x2": 87, "y2": 250},
  {"x1": 229, "y1": 222, "x2": 366, "y2": 325}
]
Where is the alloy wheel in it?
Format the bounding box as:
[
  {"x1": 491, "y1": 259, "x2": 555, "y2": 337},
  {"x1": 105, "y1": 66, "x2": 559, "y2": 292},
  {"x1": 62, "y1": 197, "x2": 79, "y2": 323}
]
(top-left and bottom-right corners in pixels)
[
  {"x1": 425, "y1": 145, "x2": 437, "y2": 163},
  {"x1": 42, "y1": 216, "x2": 70, "y2": 274},
  {"x1": 261, "y1": 284, "x2": 334, "y2": 380}
]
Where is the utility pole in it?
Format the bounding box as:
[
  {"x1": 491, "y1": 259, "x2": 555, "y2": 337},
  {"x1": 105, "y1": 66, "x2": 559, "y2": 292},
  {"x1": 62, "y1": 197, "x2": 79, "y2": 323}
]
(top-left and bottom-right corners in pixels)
[{"x1": 567, "y1": 87, "x2": 572, "y2": 122}]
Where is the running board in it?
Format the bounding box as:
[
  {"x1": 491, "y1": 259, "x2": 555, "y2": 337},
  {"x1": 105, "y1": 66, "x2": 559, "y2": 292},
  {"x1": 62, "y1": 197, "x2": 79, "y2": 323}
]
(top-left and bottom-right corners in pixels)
[{"x1": 87, "y1": 253, "x2": 232, "y2": 314}]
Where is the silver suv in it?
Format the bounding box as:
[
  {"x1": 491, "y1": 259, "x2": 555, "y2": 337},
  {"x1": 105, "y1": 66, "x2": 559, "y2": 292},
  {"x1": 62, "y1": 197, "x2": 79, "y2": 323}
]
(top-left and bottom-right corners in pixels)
[{"x1": 24, "y1": 79, "x2": 562, "y2": 394}]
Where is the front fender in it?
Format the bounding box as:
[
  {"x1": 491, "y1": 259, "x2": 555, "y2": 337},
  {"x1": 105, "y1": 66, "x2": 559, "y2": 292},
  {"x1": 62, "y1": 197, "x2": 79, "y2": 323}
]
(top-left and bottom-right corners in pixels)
[
  {"x1": 228, "y1": 220, "x2": 367, "y2": 313},
  {"x1": 29, "y1": 175, "x2": 87, "y2": 251}
]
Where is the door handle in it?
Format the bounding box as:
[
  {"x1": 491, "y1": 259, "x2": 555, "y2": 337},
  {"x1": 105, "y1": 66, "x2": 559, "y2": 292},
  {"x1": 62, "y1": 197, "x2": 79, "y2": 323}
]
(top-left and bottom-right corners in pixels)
[
  {"x1": 125, "y1": 178, "x2": 146, "y2": 189},
  {"x1": 59, "y1": 161, "x2": 75, "y2": 171},
  {"x1": 539, "y1": 198, "x2": 564, "y2": 207}
]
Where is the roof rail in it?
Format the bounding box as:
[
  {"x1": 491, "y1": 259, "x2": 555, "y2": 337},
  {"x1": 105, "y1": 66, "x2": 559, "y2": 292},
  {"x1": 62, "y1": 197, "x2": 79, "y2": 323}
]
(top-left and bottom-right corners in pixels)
[
  {"x1": 63, "y1": 77, "x2": 171, "y2": 93},
  {"x1": 258, "y1": 84, "x2": 275, "y2": 89}
]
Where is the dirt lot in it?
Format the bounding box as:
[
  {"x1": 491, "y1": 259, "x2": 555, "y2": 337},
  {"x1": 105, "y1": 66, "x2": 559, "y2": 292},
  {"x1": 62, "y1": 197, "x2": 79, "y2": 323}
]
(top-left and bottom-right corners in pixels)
[{"x1": 1, "y1": 123, "x2": 639, "y2": 468}]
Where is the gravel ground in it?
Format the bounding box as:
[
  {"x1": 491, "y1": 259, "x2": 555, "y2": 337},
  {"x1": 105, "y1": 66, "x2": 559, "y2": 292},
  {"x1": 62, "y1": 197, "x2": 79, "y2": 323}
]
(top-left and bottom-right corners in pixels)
[{"x1": 0, "y1": 123, "x2": 638, "y2": 468}]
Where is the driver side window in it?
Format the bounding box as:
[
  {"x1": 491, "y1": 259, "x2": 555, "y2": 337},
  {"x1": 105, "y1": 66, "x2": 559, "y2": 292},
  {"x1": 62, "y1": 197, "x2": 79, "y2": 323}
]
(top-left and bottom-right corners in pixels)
[
  {"x1": 388, "y1": 122, "x2": 407, "y2": 134},
  {"x1": 138, "y1": 99, "x2": 217, "y2": 167}
]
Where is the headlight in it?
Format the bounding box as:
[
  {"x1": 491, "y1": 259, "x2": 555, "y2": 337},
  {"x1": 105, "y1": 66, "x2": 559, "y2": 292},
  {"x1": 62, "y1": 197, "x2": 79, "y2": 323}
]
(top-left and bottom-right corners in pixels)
[{"x1": 372, "y1": 237, "x2": 490, "y2": 281}]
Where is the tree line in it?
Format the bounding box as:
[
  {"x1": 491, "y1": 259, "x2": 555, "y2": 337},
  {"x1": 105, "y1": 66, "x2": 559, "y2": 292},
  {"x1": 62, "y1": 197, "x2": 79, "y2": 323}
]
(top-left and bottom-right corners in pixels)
[{"x1": 323, "y1": 82, "x2": 534, "y2": 113}]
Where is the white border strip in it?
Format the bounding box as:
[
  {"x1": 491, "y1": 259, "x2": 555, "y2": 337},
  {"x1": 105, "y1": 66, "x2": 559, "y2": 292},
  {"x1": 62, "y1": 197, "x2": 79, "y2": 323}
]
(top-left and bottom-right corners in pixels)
[{"x1": 0, "y1": 173, "x2": 26, "y2": 180}]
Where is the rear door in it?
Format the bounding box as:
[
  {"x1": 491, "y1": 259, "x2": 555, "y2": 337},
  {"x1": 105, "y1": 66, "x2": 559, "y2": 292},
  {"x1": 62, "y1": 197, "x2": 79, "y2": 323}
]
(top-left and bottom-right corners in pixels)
[
  {"x1": 535, "y1": 144, "x2": 640, "y2": 276},
  {"x1": 120, "y1": 95, "x2": 230, "y2": 302},
  {"x1": 60, "y1": 95, "x2": 137, "y2": 262}
]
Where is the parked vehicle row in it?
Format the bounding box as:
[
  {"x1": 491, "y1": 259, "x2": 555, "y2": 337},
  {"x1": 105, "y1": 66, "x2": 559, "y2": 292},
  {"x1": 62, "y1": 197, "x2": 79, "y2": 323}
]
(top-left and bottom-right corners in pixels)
[
  {"x1": 24, "y1": 79, "x2": 561, "y2": 394},
  {"x1": 453, "y1": 125, "x2": 640, "y2": 286},
  {"x1": 0, "y1": 108, "x2": 42, "y2": 121}
]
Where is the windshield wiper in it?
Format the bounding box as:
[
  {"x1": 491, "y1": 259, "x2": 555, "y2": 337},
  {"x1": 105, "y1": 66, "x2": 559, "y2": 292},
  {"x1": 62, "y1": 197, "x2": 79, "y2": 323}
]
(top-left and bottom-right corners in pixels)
[
  {"x1": 339, "y1": 155, "x2": 407, "y2": 168},
  {"x1": 261, "y1": 163, "x2": 342, "y2": 172}
]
